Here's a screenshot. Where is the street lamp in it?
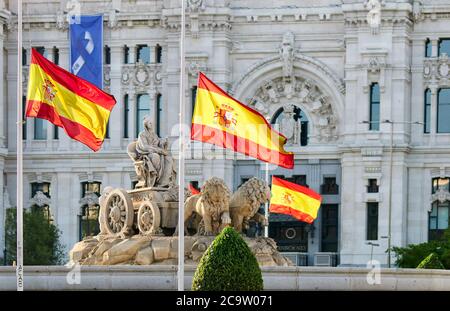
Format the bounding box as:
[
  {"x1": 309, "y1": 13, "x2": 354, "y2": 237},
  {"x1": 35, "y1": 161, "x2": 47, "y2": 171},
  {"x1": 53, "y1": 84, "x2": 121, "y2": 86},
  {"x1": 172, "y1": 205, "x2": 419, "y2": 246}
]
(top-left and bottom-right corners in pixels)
[
  {"x1": 361, "y1": 119, "x2": 423, "y2": 268},
  {"x1": 366, "y1": 242, "x2": 379, "y2": 264}
]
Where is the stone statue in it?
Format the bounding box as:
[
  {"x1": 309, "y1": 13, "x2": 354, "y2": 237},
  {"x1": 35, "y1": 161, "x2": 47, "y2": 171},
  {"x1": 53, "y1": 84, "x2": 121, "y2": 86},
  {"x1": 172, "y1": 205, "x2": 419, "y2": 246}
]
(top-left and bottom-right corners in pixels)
[
  {"x1": 279, "y1": 104, "x2": 301, "y2": 146},
  {"x1": 175, "y1": 177, "x2": 232, "y2": 236},
  {"x1": 366, "y1": 0, "x2": 382, "y2": 34},
  {"x1": 229, "y1": 178, "x2": 270, "y2": 233},
  {"x1": 279, "y1": 31, "x2": 295, "y2": 81},
  {"x1": 127, "y1": 117, "x2": 176, "y2": 188}
]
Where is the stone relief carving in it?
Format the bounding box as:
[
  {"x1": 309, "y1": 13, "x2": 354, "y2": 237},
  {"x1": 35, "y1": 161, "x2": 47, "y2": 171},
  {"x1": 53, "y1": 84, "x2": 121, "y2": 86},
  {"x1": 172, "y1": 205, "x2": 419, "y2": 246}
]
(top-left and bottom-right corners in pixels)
[
  {"x1": 187, "y1": 61, "x2": 207, "y2": 77},
  {"x1": 251, "y1": 76, "x2": 338, "y2": 143},
  {"x1": 108, "y1": 9, "x2": 119, "y2": 29},
  {"x1": 29, "y1": 191, "x2": 51, "y2": 208},
  {"x1": 188, "y1": 0, "x2": 206, "y2": 12},
  {"x1": 80, "y1": 191, "x2": 100, "y2": 207},
  {"x1": 231, "y1": 54, "x2": 345, "y2": 97},
  {"x1": 413, "y1": 1, "x2": 423, "y2": 22},
  {"x1": 278, "y1": 104, "x2": 301, "y2": 146},
  {"x1": 431, "y1": 188, "x2": 450, "y2": 205},
  {"x1": 56, "y1": 10, "x2": 68, "y2": 30},
  {"x1": 279, "y1": 31, "x2": 295, "y2": 82},
  {"x1": 127, "y1": 117, "x2": 177, "y2": 188},
  {"x1": 424, "y1": 54, "x2": 450, "y2": 83}
]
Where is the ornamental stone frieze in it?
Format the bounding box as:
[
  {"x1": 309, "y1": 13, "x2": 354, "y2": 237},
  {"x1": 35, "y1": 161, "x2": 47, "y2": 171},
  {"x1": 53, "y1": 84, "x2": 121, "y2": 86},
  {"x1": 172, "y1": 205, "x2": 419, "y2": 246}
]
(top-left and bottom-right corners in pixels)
[
  {"x1": 29, "y1": 191, "x2": 51, "y2": 208},
  {"x1": 121, "y1": 61, "x2": 162, "y2": 93},
  {"x1": 424, "y1": 54, "x2": 450, "y2": 85},
  {"x1": 431, "y1": 188, "x2": 450, "y2": 205}
]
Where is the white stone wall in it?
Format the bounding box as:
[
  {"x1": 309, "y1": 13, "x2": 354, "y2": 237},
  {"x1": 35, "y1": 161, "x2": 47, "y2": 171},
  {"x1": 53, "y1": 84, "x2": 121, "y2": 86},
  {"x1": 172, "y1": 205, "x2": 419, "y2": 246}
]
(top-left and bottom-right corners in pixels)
[{"x1": 0, "y1": 0, "x2": 449, "y2": 266}]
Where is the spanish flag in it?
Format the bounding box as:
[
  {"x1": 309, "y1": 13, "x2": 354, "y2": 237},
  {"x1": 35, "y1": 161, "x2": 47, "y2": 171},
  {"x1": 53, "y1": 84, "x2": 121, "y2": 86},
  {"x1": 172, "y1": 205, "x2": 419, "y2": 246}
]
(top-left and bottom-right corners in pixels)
[
  {"x1": 191, "y1": 73, "x2": 294, "y2": 169},
  {"x1": 269, "y1": 176, "x2": 322, "y2": 223},
  {"x1": 25, "y1": 48, "x2": 116, "y2": 151}
]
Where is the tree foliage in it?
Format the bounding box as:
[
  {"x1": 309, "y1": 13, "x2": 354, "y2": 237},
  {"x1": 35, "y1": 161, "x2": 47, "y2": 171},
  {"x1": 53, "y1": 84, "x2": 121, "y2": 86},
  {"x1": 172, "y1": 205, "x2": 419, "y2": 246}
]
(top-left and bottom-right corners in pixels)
[
  {"x1": 391, "y1": 228, "x2": 450, "y2": 270},
  {"x1": 416, "y1": 253, "x2": 445, "y2": 269},
  {"x1": 192, "y1": 226, "x2": 263, "y2": 291},
  {"x1": 5, "y1": 207, "x2": 66, "y2": 265}
]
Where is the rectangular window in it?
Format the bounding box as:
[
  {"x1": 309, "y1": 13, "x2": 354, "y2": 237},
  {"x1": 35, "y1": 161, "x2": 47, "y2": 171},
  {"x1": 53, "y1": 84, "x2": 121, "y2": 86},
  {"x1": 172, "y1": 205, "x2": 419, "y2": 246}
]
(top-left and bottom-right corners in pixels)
[
  {"x1": 321, "y1": 204, "x2": 338, "y2": 252},
  {"x1": 137, "y1": 45, "x2": 150, "y2": 64},
  {"x1": 438, "y1": 38, "x2": 450, "y2": 56},
  {"x1": 155, "y1": 44, "x2": 162, "y2": 63},
  {"x1": 367, "y1": 179, "x2": 379, "y2": 193},
  {"x1": 367, "y1": 203, "x2": 379, "y2": 241},
  {"x1": 369, "y1": 83, "x2": 380, "y2": 131},
  {"x1": 22, "y1": 48, "x2": 27, "y2": 66},
  {"x1": 429, "y1": 202, "x2": 450, "y2": 241},
  {"x1": 424, "y1": 89, "x2": 431, "y2": 133},
  {"x1": 320, "y1": 177, "x2": 339, "y2": 195},
  {"x1": 156, "y1": 94, "x2": 162, "y2": 137},
  {"x1": 53, "y1": 125, "x2": 59, "y2": 140},
  {"x1": 53, "y1": 47, "x2": 59, "y2": 65},
  {"x1": 22, "y1": 96, "x2": 27, "y2": 140},
  {"x1": 124, "y1": 45, "x2": 130, "y2": 64},
  {"x1": 104, "y1": 45, "x2": 111, "y2": 65},
  {"x1": 34, "y1": 118, "x2": 47, "y2": 140},
  {"x1": 437, "y1": 88, "x2": 450, "y2": 133},
  {"x1": 432, "y1": 177, "x2": 449, "y2": 194},
  {"x1": 31, "y1": 182, "x2": 51, "y2": 198},
  {"x1": 105, "y1": 120, "x2": 110, "y2": 139},
  {"x1": 123, "y1": 94, "x2": 129, "y2": 138},
  {"x1": 136, "y1": 94, "x2": 151, "y2": 137},
  {"x1": 425, "y1": 39, "x2": 432, "y2": 58}
]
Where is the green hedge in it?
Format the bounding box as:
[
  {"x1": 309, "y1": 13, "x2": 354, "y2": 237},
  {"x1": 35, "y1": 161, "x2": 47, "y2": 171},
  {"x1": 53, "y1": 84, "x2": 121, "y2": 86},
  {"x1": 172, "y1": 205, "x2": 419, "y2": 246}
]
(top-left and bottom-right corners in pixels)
[
  {"x1": 417, "y1": 253, "x2": 445, "y2": 269},
  {"x1": 192, "y1": 226, "x2": 263, "y2": 291}
]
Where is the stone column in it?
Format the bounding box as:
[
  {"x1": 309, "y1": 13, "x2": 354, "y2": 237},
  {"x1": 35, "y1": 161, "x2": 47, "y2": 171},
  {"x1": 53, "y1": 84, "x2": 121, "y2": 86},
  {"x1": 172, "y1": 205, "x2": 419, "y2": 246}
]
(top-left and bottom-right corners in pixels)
[
  {"x1": 129, "y1": 45, "x2": 136, "y2": 64},
  {"x1": 0, "y1": 25, "x2": 4, "y2": 147},
  {"x1": 109, "y1": 44, "x2": 123, "y2": 149},
  {"x1": 431, "y1": 37, "x2": 439, "y2": 58}
]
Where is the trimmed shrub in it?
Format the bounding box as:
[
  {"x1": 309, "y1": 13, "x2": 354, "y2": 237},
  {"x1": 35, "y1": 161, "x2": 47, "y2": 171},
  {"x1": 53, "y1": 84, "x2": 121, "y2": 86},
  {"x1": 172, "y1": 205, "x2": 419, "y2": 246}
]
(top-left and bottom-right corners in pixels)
[
  {"x1": 192, "y1": 226, "x2": 263, "y2": 291},
  {"x1": 417, "y1": 253, "x2": 445, "y2": 269}
]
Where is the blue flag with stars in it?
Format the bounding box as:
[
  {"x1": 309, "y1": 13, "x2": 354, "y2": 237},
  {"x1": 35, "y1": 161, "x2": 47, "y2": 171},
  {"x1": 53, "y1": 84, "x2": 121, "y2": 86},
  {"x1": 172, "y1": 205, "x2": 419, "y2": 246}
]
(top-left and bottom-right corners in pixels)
[{"x1": 69, "y1": 15, "x2": 103, "y2": 89}]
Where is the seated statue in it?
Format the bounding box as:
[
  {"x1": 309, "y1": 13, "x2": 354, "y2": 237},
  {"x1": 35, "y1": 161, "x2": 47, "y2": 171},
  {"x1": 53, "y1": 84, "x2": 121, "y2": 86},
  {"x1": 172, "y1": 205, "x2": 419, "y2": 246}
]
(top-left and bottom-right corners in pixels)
[{"x1": 127, "y1": 117, "x2": 176, "y2": 188}]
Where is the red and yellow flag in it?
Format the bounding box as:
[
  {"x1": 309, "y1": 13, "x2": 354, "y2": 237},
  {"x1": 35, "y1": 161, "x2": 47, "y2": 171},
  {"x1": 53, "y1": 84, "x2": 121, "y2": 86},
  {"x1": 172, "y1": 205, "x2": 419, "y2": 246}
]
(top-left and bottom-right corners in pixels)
[
  {"x1": 25, "y1": 48, "x2": 116, "y2": 151},
  {"x1": 191, "y1": 72, "x2": 294, "y2": 169},
  {"x1": 269, "y1": 176, "x2": 322, "y2": 224}
]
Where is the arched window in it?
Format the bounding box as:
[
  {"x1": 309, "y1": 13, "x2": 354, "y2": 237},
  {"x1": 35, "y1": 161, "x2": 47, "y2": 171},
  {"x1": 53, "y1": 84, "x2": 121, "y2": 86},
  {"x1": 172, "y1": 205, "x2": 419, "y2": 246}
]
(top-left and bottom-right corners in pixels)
[
  {"x1": 123, "y1": 94, "x2": 129, "y2": 138},
  {"x1": 136, "y1": 94, "x2": 150, "y2": 137},
  {"x1": 369, "y1": 83, "x2": 380, "y2": 131},
  {"x1": 271, "y1": 105, "x2": 309, "y2": 146},
  {"x1": 156, "y1": 93, "x2": 162, "y2": 137},
  {"x1": 424, "y1": 89, "x2": 431, "y2": 133},
  {"x1": 438, "y1": 88, "x2": 450, "y2": 133}
]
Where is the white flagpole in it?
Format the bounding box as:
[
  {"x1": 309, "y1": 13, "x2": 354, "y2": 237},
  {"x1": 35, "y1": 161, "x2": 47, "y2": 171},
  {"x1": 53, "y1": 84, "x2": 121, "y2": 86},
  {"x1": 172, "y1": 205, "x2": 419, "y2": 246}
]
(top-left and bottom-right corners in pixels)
[
  {"x1": 264, "y1": 162, "x2": 269, "y2": 237},
  {"x1": 177, "y1": 0, "x2": 186, "y2": 292},
  {"x1": 16, "y1": 0, "x2": 24, "y2": 292}
]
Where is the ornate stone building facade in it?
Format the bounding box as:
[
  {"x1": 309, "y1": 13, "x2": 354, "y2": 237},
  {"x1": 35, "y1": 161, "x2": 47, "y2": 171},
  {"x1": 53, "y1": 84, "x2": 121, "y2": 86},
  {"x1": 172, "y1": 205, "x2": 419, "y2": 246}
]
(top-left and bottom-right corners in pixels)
[{"x1": 1, "y1": 0, "x2": 450, "y2": 267}]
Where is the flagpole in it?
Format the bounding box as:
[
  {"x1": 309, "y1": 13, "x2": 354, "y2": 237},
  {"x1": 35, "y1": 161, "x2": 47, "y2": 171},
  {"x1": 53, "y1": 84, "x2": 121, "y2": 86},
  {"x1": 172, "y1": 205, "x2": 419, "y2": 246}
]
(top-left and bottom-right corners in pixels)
[
  {"x1": 177, "y1": 0, "x2": 186, "y2": 292},
  {"x1": 16, "y1": 0, "x2": 24, "y2": 292},
  {"x1": 264, "y1": 162, "x2": 269, "y2": 237}
]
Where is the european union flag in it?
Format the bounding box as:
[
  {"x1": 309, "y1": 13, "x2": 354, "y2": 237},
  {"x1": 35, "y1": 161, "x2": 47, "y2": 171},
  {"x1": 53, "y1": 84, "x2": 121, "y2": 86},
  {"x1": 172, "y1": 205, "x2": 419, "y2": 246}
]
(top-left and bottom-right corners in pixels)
[{"x1": 70, "y1": 15, "x2": 103, "y2": 89}]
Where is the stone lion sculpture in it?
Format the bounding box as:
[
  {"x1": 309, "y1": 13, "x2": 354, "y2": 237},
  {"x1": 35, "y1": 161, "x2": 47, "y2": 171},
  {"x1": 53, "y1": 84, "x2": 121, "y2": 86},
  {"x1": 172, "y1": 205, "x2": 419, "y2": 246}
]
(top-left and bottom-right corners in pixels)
[
  {"x1": 174, "y1": 177, "x2": 231, "y2": 236},
  {"x1": 230, "y1": 178, "x2": 271, "y2": 233}
]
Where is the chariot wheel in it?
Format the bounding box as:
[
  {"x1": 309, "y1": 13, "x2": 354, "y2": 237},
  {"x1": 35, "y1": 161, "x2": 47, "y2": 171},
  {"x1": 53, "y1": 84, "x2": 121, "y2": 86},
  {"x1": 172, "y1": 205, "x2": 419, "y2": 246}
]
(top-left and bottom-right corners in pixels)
[
  {"x1": 102, "y1": 189, "x2": 134, "y2": 235},
  {"x1": 137, "y1": 201, "x2": 161, "y2": 235}
]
